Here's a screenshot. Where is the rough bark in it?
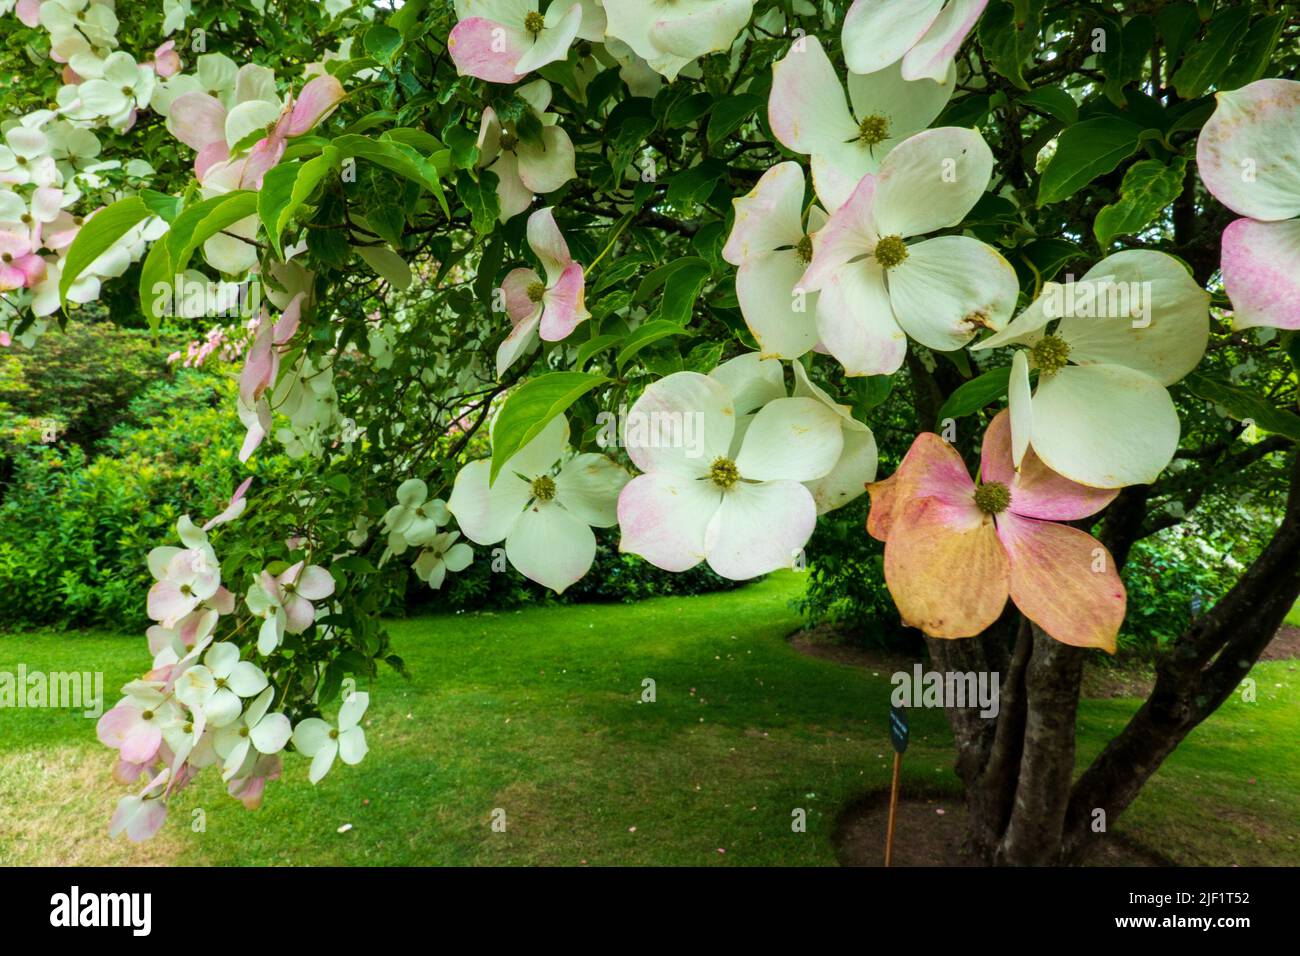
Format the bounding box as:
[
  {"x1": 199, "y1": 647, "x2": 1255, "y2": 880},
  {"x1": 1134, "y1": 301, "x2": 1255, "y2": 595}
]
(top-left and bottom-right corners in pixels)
[
  {"x1": 1060, "y1": 451, "x2": 1300, "y2": 861},
  {"x1": 940, "y1": 454, "x2": 1299, "y2": 866},
  {"x1": 995, "y1": 628, "x2": 1083, "y2": 865}
]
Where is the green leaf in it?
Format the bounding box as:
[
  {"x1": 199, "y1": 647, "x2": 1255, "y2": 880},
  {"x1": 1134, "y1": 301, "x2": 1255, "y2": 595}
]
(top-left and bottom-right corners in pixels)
[
  {"x1": 935, "y1": 93, "x2": 990, "y2": 129},
  {"x1": 655, "y1": 259, "x2": 711, "y2": 326},
  {"x1": 1037, "y1": 117, "x2": 1142, "y2": 205},
  {"x1": 389, "y1": 0, "x2": 428, "y2": 39},
  {"x1": 384, "y1": 127, "x2": 443, "y2": 155},
  {"x1": 706, "y1": 93, "x2": 762, "y2": 148},
  {"x1": 1093, "y1": 157, "x2": 1187, "y2": 248},
  {"x1": 170, "y1": 191, "x2": 259, "y2": 275},
  {"x1": 1156, "y1": 5, "x2": 1199, "y2": 65},
  {"x1": 978, "y1": 0, "x2": 1042, "y2": 91},
  {"x1": 1019, "y1": 87, "x2": 1077, "y2": 125},
  {"x1": 473, "y1": 236, "x2": 503, "y2": 307},
  {"x1": 634, "y1": 256, "x2": 709, "y2": 304},
  {"x1": 364, "y1": 23, "x2": 403, "y2": 64},
  {"x1": 935, "y1": 367, "x2": 1012, "y2": 427},
  {"x1": 1020, "y1": 238, "x2": 1086, "y2": 282},
  {"x1": 333, "y1": 133, "x2": 448, "y2": 216},
  {"x1": 489, "y1": 372, "x2": 610, "y2": 483},
  {"x1": 138, "y1": 233, "x2": 175, "y2": 333},
  {"x1": 257, "y1": 148, "x2": 340, "y2": 260},
  {"x1": 575, "y1": 333, "x2": 624, "y2": 369},
  {"x1": 665, "y1": 159, "x2": 726, "y2": 207},
  {"x1": 137, "y1": 192, "x2": 256, "y2": 331},
  {"x1": 852, "y1": 375, "x2": 894, "y2": 412},
  {"x1": 666, "y1": 92, "x2": 713, "y2": 128},
  {"x1": 456, "y1": 169, "x2": 500, "y2": 235},
  {"x1": 1098, "y1": 14, "x2": 1154, "y2": 106},
  {"x1": 1183, "y1": 374, "x2": 1300, "y2": 442},
  {"x1": 1171, "y1": 6, "x2": 1251, "y2": 99},
  {"x1": 616, "y1": 320, "x2": 691, "y2": 370},
  {"x1": 59, "y1": 195, "x2": 149, "y2": 306},
  {"x1": 139, "y1": 189, "x2": 183, "y2": 222},
  {"x1": 1218, "y1": 12, "x2": 1287, "y2": 91}
]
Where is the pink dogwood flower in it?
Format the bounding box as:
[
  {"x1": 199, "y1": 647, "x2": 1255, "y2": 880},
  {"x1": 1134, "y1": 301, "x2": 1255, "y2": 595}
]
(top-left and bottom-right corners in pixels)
[
  {"x1": 237, "y1": 293, "x2": 304, "y2": 460},
  {"x1": 97, "y1": 682, "x2": 179, "y2": 765},
  {"x1": 476, "y1": 79, "x2": 575, "y2": 221},
  {"x1": 239, "y1": 74, "x2": 346, "y2": 189},
  {"x1": 146, "y1": 518, "x2": 224, "y2": 629},
  {"x1": 151, "y1": 40, "x2": 181, "y2": 78},
  {"x1": 109, "y1": 768, "x2": 171, "y2": 842},
  {"x1": 866, "y1": 410, "x2": 1125, "y2": 650},
  {"x1": 722, "y1": 161, "x2": 826, "y2": 359},
  {"x1": 1196, "y1": 78, "x2": 1300, "y2": 330},
  {"x1": 245, "y1": 561, "x2": 336, "y2": 654},
  {"x1": 449, "y1": 0, "x2": 599, "y2": 83},
  {"x1": 0, "y1": 229, "x2": 47, "y2": 291},
  {"x1": 168, "y1": 73, "x2": 344, "y2": 185},
  {"x1": 842, "y1": 0, "x2": 988, "y2": 81},
  {"x1": 496, "y1": 206, "x2": 588, "y2": 375},
  {"x1": 227, "y1": 754, "x2": 281, "y2": 809},
  {"x1": 203, "y1": 476, "x2": 253, "y2": 531}
]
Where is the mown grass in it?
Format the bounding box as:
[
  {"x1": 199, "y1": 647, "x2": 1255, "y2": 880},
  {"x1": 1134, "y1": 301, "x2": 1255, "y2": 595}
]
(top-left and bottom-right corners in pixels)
[{"x1": 1, "y1": 573, "x2": 1296, "y2": 866}]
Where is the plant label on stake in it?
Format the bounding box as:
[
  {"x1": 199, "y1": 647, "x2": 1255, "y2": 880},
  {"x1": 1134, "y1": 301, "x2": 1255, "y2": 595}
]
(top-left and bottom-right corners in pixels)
[{"x1": 886, "y1": 703, "x2": 908, "y2": 866}]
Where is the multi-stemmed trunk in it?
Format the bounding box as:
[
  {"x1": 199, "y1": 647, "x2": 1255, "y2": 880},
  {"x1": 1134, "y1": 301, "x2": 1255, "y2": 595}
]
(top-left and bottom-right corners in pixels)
[{"x1": 930, "y1": 454, "x2": 1300, "y2": 865}]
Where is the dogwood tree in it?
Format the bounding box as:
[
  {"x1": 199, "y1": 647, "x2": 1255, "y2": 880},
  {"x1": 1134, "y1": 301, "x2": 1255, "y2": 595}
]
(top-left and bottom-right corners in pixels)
[{"x1": 2, "y1": 0, "x2": 1297, "y2": 864}]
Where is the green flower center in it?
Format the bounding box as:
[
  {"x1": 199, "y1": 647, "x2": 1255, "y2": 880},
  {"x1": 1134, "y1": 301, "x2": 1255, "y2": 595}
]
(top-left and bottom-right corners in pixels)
[
  {"x1": 215, "y1": 677, "x2": 228, "y2": 690},
  {"x1": 1030, "y1": 334, "x2": 1071, "y2": 375},
  {"x1": 531, "y1": 474, "x2": 556, "y2": 502},
  {"x1": 0, "y1": 253, "x2": 10, "y2": 264},
  {"x1": 524, "y1": 10, "x2": 545, "y2": 35},
  {"x1": 795, "y1": 234, "x2": 814, "y2": 265},
  {"x1": 240, "y1": 726, "x2": 250, "y2": 738},
  {"x1": 858, "y1": 114, "x2": 890, "y2": 146},
  {"x1": 974, "y1": 481, "x2": 1011, "y2": 515},
  {"x1": 329, "y1": 728, "x2": 340, "y2": 740},
  {"x1": 709, "y1": 457, "x2": 740, "y2": 489},
  {"x1": 874, "y1": 234, "x2": 908, "y2": 270},
  {"x1": 526, "y1": 280, "x2": 546, "y2": 303},
  {"x1": 498, "y1": 130, "x2": 518, "y2": 151},
  {"x1": 141, "y1": 710, "x2": 155, "y2": 721}
]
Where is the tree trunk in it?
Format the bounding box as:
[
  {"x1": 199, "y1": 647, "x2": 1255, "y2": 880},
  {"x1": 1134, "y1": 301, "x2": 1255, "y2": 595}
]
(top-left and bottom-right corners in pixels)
[{"x1": 940, "y1": 450, "x2": 1299, "y2": 865}]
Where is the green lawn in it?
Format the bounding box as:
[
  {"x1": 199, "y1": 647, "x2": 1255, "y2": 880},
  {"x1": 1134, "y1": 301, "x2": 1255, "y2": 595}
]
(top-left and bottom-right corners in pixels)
[{"x1": 1, "y1": 573, "x2": 1296, "y2": 866}]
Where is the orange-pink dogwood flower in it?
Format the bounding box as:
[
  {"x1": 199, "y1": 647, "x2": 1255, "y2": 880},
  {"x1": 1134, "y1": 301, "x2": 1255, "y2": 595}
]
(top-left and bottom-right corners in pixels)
[{"x1": 867, "y1": 410, "x2": 1125, "y2": 651}]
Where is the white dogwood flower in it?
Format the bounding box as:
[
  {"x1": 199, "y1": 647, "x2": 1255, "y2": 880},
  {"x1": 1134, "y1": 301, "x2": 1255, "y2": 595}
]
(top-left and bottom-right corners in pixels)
[
  {"x1": 174, "y1": 642, "x2": 269, "y2": 728},
  {"x1": 971, "y1": 250, "x2": 1210, "y2": 487},
  {"x1": 842, "y1": 0, "x2": 988, "y2": 81},
  {"x1": 448, "y1": 414, "x2": 629, "y2": 593},
  {"x1": 603, "y1": 0, "x2": 755, "y2": 80},
  {"x1": 797, "y1": 127, "x2": 1018, "y2": 377},
  {"x1": 292, "y1": 691, "x2": 370, "y2": 784},
  {"x1": 768, "y1": 35, "x2": 953, "y2": 212},
  {"x1": 413, "y1": 531, "x2": 474, "y2": 589},
  {"x1": 617, "y1": 368, "x2": 844, "y2": 579},
  {"x1": 213, "y1": 687, "x2": 292, "y2": 781}
]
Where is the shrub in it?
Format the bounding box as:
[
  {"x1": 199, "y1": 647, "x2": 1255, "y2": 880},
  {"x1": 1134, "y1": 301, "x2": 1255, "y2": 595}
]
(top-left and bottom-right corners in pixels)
[{"x1": 0, "y1": 369, "x2": 260, "y2": 630}]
